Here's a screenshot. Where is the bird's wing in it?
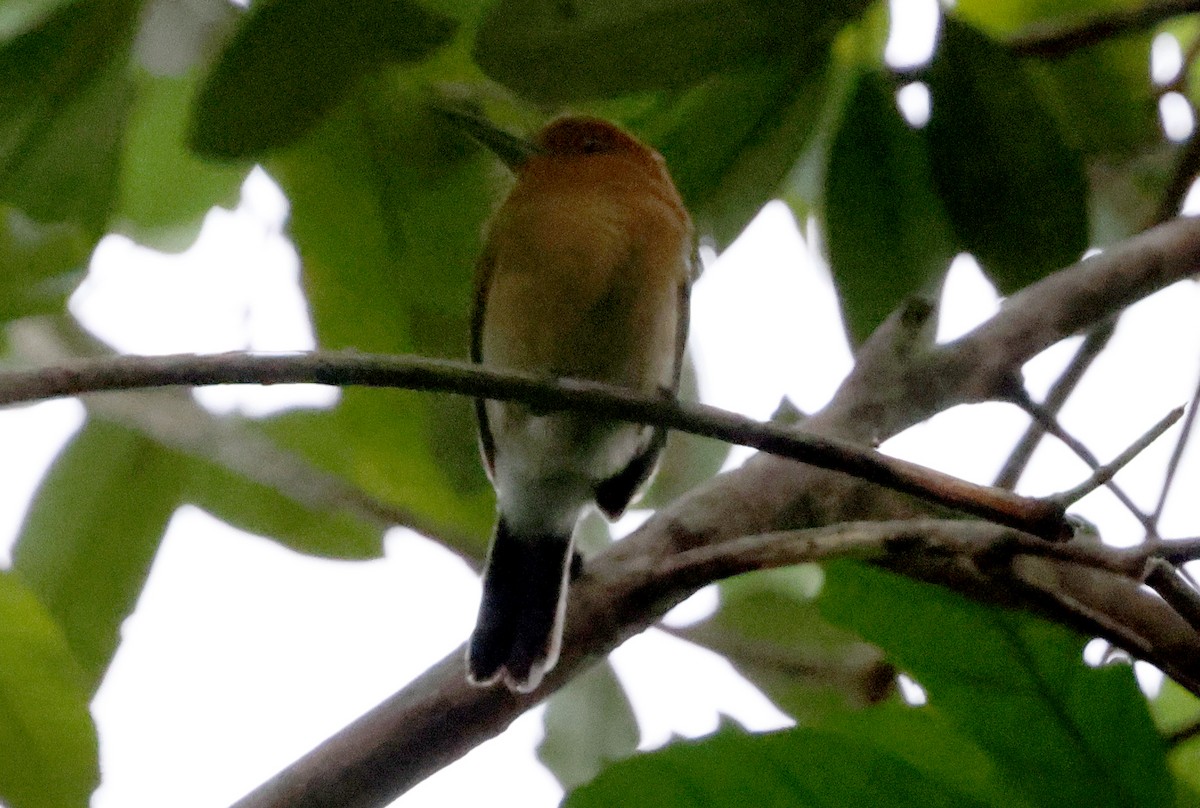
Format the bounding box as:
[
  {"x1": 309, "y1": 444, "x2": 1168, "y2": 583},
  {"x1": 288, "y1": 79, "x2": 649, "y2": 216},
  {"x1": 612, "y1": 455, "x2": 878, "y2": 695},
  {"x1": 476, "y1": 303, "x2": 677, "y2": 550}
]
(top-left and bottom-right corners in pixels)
[
  {"x1": 593, "y1": 246, "x2": 694, "y2": 519},
  {"x1": 472, "y1": 249, "x2": 497, "y2": 478}
]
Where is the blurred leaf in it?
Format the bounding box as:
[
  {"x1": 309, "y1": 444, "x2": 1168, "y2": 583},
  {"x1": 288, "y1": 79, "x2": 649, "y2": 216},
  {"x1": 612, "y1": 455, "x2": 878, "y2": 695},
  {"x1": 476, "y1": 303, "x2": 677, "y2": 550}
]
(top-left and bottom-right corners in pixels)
[
  {"x1": 567, "y1": 720, "x2": 995, "y2": 807},
  {"x1": 957, "y1": 1, "x2": 1159, "y2": 155},
  {"x1": 1026, "y1": 40, "x2": 1159, "y2": 157},
  {"x1": 0, "y1": 208, "x2": 89, "y2": 322},
  {"x1": 474, "y1": 0, "x2": 870, "y2": 104},
  {"x1": 260, "y1": 399, "x2": 493, "y2": 560},
  {"x1": 0, "y1": 0, "x2": 141, "y2": 236},
  {"x1": 926, "y1": 19, "x2": 1087, "y2": 292},
  {"x1": 819, "y1": 561, "x2": 1174, "y2": 808},
  {"x1": 8, "y1": 316, "x2": 387, "y2": 561},
  {"x1": 779, "y1": 55, "x2": 860, "y2": 222},
  {"x1": 0, "y1": 570, "x2": 98, "y2": 808},
  {"x1": 190, "y1": 0, "x2": 457, "y2": 158},
  {"x1": 820, "y1": 702, "x2": 1034, "y2": 808},
  {"x1": 132, "y1": 0, "x2": 240, "y2": 77},
  {"x1": 0, "y1": 0, "x2": 75, "y2": 40},
  {"x1": 824, "y1": 68, "x2": 954, "y2": 345},
  {"x1": 1152, "y1": 679, "x2": 1200, "y2": 804},
  {"x1": 538, "y1": 661, "x2": 639, "y2": 790},
  {"x1": 1088, "y1": 147, "x2": 1172, "y2": 244},
  {"x1": 263, "y1": 76, "x2": 499, "y2": 558},
  {"x1": 11, "y1": 417, "x2": 185, "y2": 692},
  {"x1": 954, "y1": 0, "x2": 1137, "y2": 34},
  {"x1": 637, "y1": 353, "x2": 729, "y2": 509},
  {"x1": 115, "y1": 68, "x2": 248, "y2": 249},
  {"x1": 1152, "y1": 677, "x2": 1200, "y2": 735},
  {"x1": 678, "y1": 566, "x2": 894, "y2": 723},
  {"x1": 637, "y1": 60, "x2": 831, "y2": 248},
  {"x1": 180, "y1": 449, "x2": 385, "y2": 560}
]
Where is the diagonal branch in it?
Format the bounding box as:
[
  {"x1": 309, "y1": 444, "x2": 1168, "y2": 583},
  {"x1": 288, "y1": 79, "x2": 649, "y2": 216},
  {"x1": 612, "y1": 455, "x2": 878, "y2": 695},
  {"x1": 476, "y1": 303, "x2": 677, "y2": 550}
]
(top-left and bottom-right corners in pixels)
[
  {"x1": 230, "y1": 516, "x2": 1199, "y2": 808},
  {"x1": 1149, "y1": 357, "x2": 1200, "y2": 538},
  {"x1": 1003, "y1": 380, "x2": 1161, "y2": 534},
  {"x1": 219, "y1": 215, "x2": 1200, "y2": 808},
  {"x1": 994, "y1": 320, "x2": 1116, "y2": 490},
  {"x1": 1051, "y1": 406, "x2": 1183, "y2": 506},
  {"x1": 0, "y1": 349, "x2": 1070, "y2": 539},
  {"x1": 1007, "y1": 0, "x2": 1200, "y2": 59}
]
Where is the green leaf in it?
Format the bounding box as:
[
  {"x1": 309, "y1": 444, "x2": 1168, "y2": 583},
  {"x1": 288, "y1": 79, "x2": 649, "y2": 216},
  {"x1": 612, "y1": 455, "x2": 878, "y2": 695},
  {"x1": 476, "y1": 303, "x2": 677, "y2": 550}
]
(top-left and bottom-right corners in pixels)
[
  {"x1": 1088, "y1": 149, "x2": 1172, "y2": 246},
  {"x1": 819, "y1": 561, "x2": 1175, "y2": 808},
  {"x1": 263, "y1": 76, "x2": 499, "y2": 558},
  {"x1": 678, "y1": 566, "x2": 895, "y2": 724},
  {"x1": 190, "y1": 0, "x2": 458, "y2": 159},
  {"x1": 20, "y1": 322, "x2": 386, "y2": 561},
  {"x1": 180, "y1": 444, "x2": 385, "y2": 560},
  {"x1": 1026, "y1": 41, "x2": 1159, "y2": 157},
  {"x1": 954, "y1": 0, "x2": 1137, "y2": 34},
  {"x1": 11, "y1": 417, "x2": 186, "y2": 693},
  {"x1": 538, "y1": 661, "x2": 639, "y2": 790},
  {"x1": 1152, "y1": 679, "x2": 1200, "y2": 805},
  {"x1": 1152, "y1": 677, "x2": 1200, "y2": 735},
  {"x1": 0, "y1": 0, "x2": 141, "y2": 236},
  {"x1": 474, "y1": 0, "x2": 871, "y2": 104},
  {"x1": 0, "y1": 208, "x2": 89, "y2": 322},
  {"x1": 824, "y1": 68, "x2": 955, "y2": 345},
  {"x1": 956, "y1": 1, "x2": 1159, "y2": 157},
  {"x1": 637, "y1": 60, "x2": 830, "y2": 248},
  {"x1": 821, "y1": 702, "x2": 1034, "y2": 808},
  {"x1": 115, "y1": 68, "x2": 248, "y2": 250},
  {"x1": 567, "y1": 721, "x2": 995, "y2": 807},
  {"x1": 0, "y1": 570, "x2": 98, "y2": 808},
  {"x1": 926, "y1": 19, "x2": 1088, "y2": 292},
  {"x1": 0, "y1": 0, "x2": 75, "y2": 40},
  {"x1": 260, "y1": 398, "x2": 493, "y2": 560}
]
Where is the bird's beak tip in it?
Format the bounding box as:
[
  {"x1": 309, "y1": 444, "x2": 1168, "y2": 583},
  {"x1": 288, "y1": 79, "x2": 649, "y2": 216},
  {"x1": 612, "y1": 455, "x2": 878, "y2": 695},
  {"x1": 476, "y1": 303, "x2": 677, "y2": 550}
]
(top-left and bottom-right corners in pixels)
[{"x1": 433, "y1": 105, "x2": 540, "y2": 171}]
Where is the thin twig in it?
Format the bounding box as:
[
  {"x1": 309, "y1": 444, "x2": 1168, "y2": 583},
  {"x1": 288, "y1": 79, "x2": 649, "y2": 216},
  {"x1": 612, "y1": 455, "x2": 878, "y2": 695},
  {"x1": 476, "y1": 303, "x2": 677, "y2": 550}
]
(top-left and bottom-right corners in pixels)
[
  {"x1": 1148, "y1": 360, "x2": 1200, "y2": 539},
  {"x1": 1146, "y1": 558, "x2": 1200, "y2": 630},
  {"x1": 1011, "y1": 389, "x2": 1160, "y2": 537},
  {"x1": 1168, "y1": 717, "x2": 1200, "y2": 747},
  {"x1": 1167, "y1": 28, "x2": 1200, "y2": 94},
  {"x1": 1008, "y1": 0, "x2": 1200, "y2": 59},
  {"x1": 0, "y1": 351, "x2": 1071, "y2": 540},
  {"x1": 1144, "y1": 536, "x2": 1200, "y2": 564},
  {"x1": 1053, "y1": 407, "x2": 1184, "y2": 505},
  {"x1": 995, "y1": 320, "x2": 1116, "y2": 490},
  {"x1": 5, "y1": 319, "x2": 487, "y2": 567}
]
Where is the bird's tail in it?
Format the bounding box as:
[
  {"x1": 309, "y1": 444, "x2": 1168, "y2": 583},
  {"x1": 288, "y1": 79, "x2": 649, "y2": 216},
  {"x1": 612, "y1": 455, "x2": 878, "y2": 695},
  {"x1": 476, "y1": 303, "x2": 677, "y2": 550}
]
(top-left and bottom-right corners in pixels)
[{"x1": 466, "y1": 518, "x2": 573, "y2": 693}]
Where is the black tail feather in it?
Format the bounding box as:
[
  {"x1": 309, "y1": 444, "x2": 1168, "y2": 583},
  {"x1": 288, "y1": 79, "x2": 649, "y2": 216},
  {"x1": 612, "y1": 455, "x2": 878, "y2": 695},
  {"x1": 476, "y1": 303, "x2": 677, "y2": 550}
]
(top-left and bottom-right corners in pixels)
[{"x1": 466, "y1": 518, "x2": 573, "y2": 692}]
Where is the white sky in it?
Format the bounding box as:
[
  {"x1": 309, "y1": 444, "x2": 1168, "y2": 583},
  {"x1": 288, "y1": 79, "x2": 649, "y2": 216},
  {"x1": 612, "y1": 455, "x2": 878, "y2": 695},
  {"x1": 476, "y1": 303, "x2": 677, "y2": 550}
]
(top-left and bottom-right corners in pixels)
[{"x1": 1, "y1": 3, "x2": 1199, "y2": 806}]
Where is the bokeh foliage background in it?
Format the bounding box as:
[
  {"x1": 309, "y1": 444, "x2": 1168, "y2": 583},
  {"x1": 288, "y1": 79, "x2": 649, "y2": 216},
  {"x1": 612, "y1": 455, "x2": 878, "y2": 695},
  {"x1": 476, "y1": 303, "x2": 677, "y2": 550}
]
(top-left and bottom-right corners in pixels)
[{"x1": 0, "y1": 0, "x2": 1197, "y2": 806}]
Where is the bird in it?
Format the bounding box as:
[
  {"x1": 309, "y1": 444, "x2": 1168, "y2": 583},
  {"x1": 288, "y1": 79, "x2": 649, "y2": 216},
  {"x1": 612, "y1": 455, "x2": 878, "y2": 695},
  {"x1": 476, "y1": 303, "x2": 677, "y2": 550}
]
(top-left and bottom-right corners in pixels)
[{"x1": 447, "y1": 110, "x2": 694, "y2": 693}]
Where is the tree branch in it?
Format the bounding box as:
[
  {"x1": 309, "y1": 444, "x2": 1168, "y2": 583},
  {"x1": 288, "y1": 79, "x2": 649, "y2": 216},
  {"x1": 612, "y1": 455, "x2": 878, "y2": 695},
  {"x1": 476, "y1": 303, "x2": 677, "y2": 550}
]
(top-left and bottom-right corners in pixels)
[
  {"x1": 1146, "y1": 558, "x2": 1200, "y2": 630},
  {"x1": 1052, "y1": 406, "x2": 1184, "y2": 505},
  {"x1": 5, "y1": 318, "x2": 487, "y2": 565},
  {"x1": 218, "y1": 215, "x2": 1200, "y2": 808},
  {"x1": 0, "y1": 348, "x2": 1071, "y2": 539},
  {"x1": 655, "y1": 519, "x2": 1150, "y2": 585},
  {"x1": 1005, "y1": 382, "x2": 1162, "y2": 534},
  {"x1": 994, "y1": 319, "x2": 1117, "y2": 490},
  {"x1": 231, "y1": 516, "x2": 1199, "y2": 808},
  {"x1": 1007, "y1": 0, "x2": 1200, "y2": 59},
  {"x1": 1149, "y1": 356, "x2": 1200, "y2": 538}
]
